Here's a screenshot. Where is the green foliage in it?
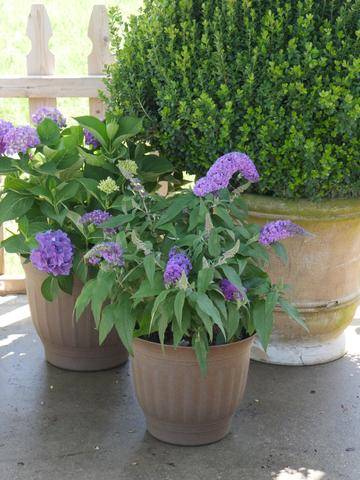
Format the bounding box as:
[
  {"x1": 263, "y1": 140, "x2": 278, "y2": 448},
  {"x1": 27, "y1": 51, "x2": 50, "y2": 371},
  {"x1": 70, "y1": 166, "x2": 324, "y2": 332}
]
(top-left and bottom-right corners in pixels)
[
  {"x1": 0, "y1": 114, "x2": 173, "y2": 299},
  {"x1": 79, "y1": 173, "x2": 306, "y2": 374},
  {"x1": 105, "y1": 0, "x2": 360, "y2": 200}
]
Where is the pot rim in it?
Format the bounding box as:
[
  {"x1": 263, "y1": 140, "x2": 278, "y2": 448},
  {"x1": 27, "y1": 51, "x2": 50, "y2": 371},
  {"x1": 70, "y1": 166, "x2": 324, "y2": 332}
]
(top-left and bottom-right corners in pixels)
[
  {"x1": 133, "y1": 334, "x2": 255, "y2": 352},
  {"x1": 242, "y1": 193, "x2": 360, "y2": 221}
]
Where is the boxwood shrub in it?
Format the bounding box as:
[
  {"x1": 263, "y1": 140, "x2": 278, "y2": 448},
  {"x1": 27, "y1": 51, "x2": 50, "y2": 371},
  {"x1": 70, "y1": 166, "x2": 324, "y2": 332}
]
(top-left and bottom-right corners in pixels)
[{"x1": 105, "y1": 0, "x2": 360, "y2": 200}]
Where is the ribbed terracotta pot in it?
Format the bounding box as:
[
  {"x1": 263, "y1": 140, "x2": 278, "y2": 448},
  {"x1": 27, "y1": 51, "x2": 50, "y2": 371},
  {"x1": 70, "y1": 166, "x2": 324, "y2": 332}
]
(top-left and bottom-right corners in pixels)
[
  {"x1": 131, "y1": 336, "x2": 254, "y2": 446},
  {"x1": 243, "y1": 194, "x2": 360, "y2": 366},
  {"x1": 23, "y1": 262, "x2": 128, "y2": 371}
]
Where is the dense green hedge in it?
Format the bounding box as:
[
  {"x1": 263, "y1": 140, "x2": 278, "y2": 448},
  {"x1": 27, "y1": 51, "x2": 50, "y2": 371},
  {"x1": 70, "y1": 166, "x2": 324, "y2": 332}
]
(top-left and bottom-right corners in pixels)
[{"x1": 105, "y1": 0, "x2": 360, "y2": 200}]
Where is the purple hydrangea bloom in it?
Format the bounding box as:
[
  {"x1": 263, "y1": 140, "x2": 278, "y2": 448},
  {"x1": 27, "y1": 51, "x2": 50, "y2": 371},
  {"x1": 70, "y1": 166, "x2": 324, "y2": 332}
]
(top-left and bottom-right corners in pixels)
[
  {"x1": 84, "y1": 129, "x2": 100, "y2": 148},
  {"x1": 259, "y1": 220, "x2": 307, "y2": 246},
  {"x1": 193, "y1": 152, "x2": 260, "y2": 197},
  {"x1": 0, "y1": 119, "x2": 13, "y2": 154},
  {"x1": 86, "y1": 242, "x2": 124, "y2": 266},
  {"x1": 220, "y1": 279, "x2": 245, "y2": 301},
  {"x1": 3, "y1": 126, "x2": 40, "y2": 154},
  {"x1": 30, "y1": 230, "x2": 74, "y2": 276},
  {"x1": 31, "y1": 107, "x2": 66, "y2": 128},
  {"x1": 79, "y1": 209, "x2": 116, "y2": 235},
  {"x1": 164, "y1": 249, "x2": 192, "y2": 285}
]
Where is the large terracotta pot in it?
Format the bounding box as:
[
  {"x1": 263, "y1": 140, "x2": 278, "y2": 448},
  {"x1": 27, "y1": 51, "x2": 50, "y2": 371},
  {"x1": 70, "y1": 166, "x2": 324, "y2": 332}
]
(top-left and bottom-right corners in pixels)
[
  {"x1": 23, "y1": 262, "x2": 128, "y2": 371},
  {"x1": 131, "y1": 336, "x2": 254, "y2": 446},
  {"x1": 243, "y1": 194, "x2": 360, "y2": 365}
]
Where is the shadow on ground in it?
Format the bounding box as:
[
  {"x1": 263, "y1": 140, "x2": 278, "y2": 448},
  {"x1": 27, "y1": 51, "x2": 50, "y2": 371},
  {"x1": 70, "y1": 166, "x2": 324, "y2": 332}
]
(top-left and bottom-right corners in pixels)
[{"x1": 0, "y1": 296, "x2": 359, "y2": 480}]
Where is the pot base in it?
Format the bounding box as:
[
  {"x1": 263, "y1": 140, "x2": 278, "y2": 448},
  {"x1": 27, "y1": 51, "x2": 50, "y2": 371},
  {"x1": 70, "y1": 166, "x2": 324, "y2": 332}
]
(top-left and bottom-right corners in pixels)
[
  {"x1": 146, "y1": 415, "x2": 231, "y2": 446},
  {"x1": 251, "y1": 332, "x2": 347, "y2": 366},
  {"x1": 44, "y1": 345, "x2": 128, "y2": 371}
]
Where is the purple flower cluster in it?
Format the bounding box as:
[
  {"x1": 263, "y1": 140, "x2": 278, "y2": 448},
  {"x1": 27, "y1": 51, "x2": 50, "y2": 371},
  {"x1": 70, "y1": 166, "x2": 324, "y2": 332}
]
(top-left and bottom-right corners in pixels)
[
  {"x1": 0, "y1": 119, "x2": 13, "y2": 154},
  {"x1": 3, "y1": 126, "x2": 40, "y2": 154},
  {"x1": 84, "y1": 129, "x2": 100, "y2": 149},
  {"x1": 193, "y1": 152, "x2": 260, "y2": 197},
  {"x1": 259, "y1": 220, "x2": 307, "y2": 246},
  {"x1": 31, "y1": 107, "x2": 66, "y2": 128},
  {"x1": 164, "y1": 248, "x2": 192, "y2": 285},
  {"x1": 86, "y1": 242, "x2": 124, "y2": 266},
  {"x1": 220, "y1": 279, "x2": 246, "y2": 301},
  {"x1": 79, "y1": 209, "x2": 116, "y2": 235},
  {"x1": 30, "y1": 230, "x2": 74, "y2": 276}
]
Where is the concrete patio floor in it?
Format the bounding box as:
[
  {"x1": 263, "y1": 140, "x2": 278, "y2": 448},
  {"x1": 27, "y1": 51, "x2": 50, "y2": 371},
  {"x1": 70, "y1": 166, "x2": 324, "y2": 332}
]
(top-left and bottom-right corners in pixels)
[{"x1": 0, "y1": 295, "x2": 359, "y2": 480}]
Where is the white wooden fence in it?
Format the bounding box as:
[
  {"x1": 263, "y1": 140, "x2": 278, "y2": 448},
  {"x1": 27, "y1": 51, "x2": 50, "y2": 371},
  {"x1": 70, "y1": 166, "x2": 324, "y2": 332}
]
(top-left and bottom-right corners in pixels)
[{"x1": 0, "y1": 4, "x2": 112, "y2": 294}]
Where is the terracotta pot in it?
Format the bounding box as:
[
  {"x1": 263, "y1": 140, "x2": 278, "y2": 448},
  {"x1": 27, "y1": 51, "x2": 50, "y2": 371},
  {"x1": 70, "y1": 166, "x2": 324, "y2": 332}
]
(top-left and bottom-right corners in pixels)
[
  {"x1": 131, "y1": 336, "x2": 254, "y2": 446},
  {"x1": 243, "y1": 194, "x2": 360, "y2": 365},
  {"x1": 23, "y1": 262, "x2": 128, "y2": 371}
]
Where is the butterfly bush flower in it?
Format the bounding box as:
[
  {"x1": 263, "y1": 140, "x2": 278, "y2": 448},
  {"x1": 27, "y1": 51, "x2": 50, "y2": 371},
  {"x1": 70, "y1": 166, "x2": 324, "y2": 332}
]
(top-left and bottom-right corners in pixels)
[
  {"x1": 79, "y1": 209, "x2": 117, "y2": 235},
  {"x1": 30, "y1": 230, "x2": 74, "y2": 276},
  {"x1": 220, "y1": 279, "x2": 246, "y2": 301},
  {"x1": 0, "y1": 119, "x2": 13, "y2": 154},
  {"x1": 84, "y1": 129, "x2": 100, "y2": 148},
  {"x1": 259, "y1": 220, "x2": 307, "y2": 246},
  {"x1": 164, "y1": 249, "x2": 192, "y2": 285},
  {"x1": 3, "y1": 126, "x2": 40, "y2": 155},
  {"x1": 193, "y1": 152, "x2": 259, "y2": 197},
  {"x1": 85, "y1": 242, "x2": 124, "y2": 267},
  {"x1": 98, "y1": 177, "x2": 120, "y2": 194},
  {"x1": 31, "y1": 107, "x2": 66, "y2": 128}
]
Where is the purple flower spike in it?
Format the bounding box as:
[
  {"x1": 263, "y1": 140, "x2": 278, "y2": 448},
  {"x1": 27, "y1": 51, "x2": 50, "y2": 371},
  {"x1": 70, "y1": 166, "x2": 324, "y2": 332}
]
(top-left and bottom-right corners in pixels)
[
  {"x1": 79, "y1": 209, "x2": 116, "y2": 235},
  {"x1": 84, "y1": 129, "x2": 100, "y2": 149},
  {"x1": 0, "y1": 119, "x2": 13, "y2": 154},
  {"x1": 164, "y1": 249, "x2": 192, "y2": 285},
  {"x1": 220, "y1": 279, "x2": 245, "y2": 301},
  {"x1": 86, "y1": 242, "x2": 124, "y2": 267},
  {"x1": 193, "y1": 152, "x2": 260, "y2": 197},
  {"x1": 30, "y1": 230, "x2": 74, "y2": 276},
  {"x1": 259, "y1": 220, "x2": 307, "y2": 246},
  {"x1": 32, "y1": 107, "x2": 66, "y2": 128},
  {"x1": 4, "y1": 126, "x2": 40, "y2": 154}
]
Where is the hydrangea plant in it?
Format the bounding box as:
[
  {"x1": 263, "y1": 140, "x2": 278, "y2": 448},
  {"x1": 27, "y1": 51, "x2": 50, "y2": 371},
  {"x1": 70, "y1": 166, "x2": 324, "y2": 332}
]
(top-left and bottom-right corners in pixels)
[
  {"x1": 75, "y1": 152, "x2": 308, "y2": 372},
  {"x1": 0, "y1": 108, "x2": 173, "y2": 299}
]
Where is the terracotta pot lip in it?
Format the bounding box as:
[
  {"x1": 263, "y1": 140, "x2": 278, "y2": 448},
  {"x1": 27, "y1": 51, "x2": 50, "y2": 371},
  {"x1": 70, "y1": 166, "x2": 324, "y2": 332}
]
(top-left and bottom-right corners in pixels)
[
  {"x1": 242, "y1": 193, "x2": 360, "y2": 221},
  {"x1": 134, "y1": 335, "x2": 255, "y2": 352}
]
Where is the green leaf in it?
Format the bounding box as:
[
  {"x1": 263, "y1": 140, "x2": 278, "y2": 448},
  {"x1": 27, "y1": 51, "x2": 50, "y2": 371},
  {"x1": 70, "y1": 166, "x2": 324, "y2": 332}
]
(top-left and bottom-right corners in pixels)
[
  {"x1": 156, "y1": 193, "x2": 194, "y2": 226},
  {"x1": 117, "y1": 116, "x2": 143, "y2": 137},
  {"x1": 278, "y1": 297, "x2": 309, "y2": 331},
  {"x1": 174, "y1": 290, "x2": 186, "y2": 327},
  {"x1": 99, "y1": 304, "x2": 116, "y2": 344},
  {"x1": 132, "y1": 272, "x2": 164, "y2": 300},
  {"x1": 4, "y1": 176, "x2": 30, "y2": 192},
  {"x1": 41, "y1": 276, "x2": 59, "y2": 302},
  {"x1": 143, "y1": 254, "x2": 156, "y2": 286},
  {"x1": 75, "y1": 116, "x2": 108, "y2": 146},
  {"x1": 101, "y1": 213, "x2": 135, "y2": 228},
  {"x1": 74, "y1": 279, "x2": 96, "y2": 320},
  {"x1": 251, "y1": 299, "x2": 273, "y2": 351},
  {"x1": 0, "y1": 157, "x2": 16, "y2": 174},
  {"x1": 114, "y1": 294, "x2": 136, "y2": 353},
  {"x1": 58, "y1": 275, "x2": 74, "y2": 295},
  {"x1": 73, "y1": 253, "x2": 88, "y2": 284},
  {"x1": 197, "y1": 268, "x2": 214, "y2": 293},
  {"x1": 192, "y1": 330, "x2": 209, "y2": 376},
  {"x1": 40, "y1": 202, "x2": 67, "y2": 226},
  {"x1": 220, "y1": 264, "x2": 243, "y2": 292},
  {"x1": 158, "y1": 297, "x2": 173, "y2": 346},
  {"x1": 37, "y1": 118, "x2": 61, "y2": 146},
  {"x1": 150, "y1": 289, "x2": 171, "y2": 327},
  {"x1": 272, "y1": 242, "x2": 288, "y2": 264},
  {"x1": 91, "y1": 270, "x2": 116, "y2": 327},
  {"x1": 1, "y1": 234, "x2": 28, "y2": 254},
  {"x1": 208, "y1": 230, "x2": 221, "y2": 257},
  {"x1": 226, "y1": 302, "x2": 240, "y2": 340},
  {"x1": 214, "y1": 206, "x2": 234, "y2": 228},
  {"x1": 55, "y1": 181, "x2": 80, "y2": 204},
  {"x1": 0, "y1": 192, "x2": 34, "y2": 224},
  {"x1": 196, "y1": 292, "x2": 226, "y2": 339}
]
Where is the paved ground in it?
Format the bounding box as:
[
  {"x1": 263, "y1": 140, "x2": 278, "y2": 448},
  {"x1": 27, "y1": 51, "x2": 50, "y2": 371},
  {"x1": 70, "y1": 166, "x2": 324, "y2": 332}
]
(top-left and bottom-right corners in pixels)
[{"x1": 0, "y1": 295, "x2": 359, "y2": 480}]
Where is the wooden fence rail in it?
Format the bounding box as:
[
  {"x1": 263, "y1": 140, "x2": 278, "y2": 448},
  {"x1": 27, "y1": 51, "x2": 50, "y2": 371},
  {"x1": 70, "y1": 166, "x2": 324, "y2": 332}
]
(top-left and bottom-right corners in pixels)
[{"x1": 0, "y1": 3, "x2": 111, "y2": 294}]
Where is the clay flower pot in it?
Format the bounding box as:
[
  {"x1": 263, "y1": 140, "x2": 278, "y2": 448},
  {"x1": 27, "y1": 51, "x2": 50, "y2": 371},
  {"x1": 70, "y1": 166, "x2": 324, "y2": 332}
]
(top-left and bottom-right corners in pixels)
[
  {"x1": 131, "y1": 336, "x2": 254, "y2": 446},
  {"x1": 244, "y1": 194, "x2": 360, "y2": 365},
  {"x1": 23, "y1": 262, "x2": 128, "y2": 371}
]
